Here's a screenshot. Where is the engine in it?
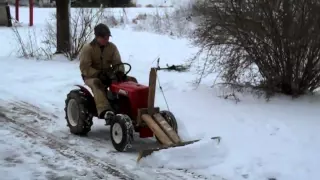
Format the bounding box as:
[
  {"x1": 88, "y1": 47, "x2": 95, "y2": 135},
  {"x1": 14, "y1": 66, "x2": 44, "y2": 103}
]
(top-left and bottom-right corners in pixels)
[{"x1": 109, "y1": 81, "x2": 149, "y2": 119}]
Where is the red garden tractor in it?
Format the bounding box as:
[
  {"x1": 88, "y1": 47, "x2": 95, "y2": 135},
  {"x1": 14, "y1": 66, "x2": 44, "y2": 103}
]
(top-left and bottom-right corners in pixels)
[{"x1": 64, "y1": 62, "x2": 221, "y2": 161}]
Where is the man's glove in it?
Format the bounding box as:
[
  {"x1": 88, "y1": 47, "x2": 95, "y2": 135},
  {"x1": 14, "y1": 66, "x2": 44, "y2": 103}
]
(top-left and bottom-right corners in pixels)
[
  {"x1": 98, "y1": 71, "x2": 111, "y2": 86},
  {"x1": 115, "y1": 71, "x2": 127, "y2": 81}
]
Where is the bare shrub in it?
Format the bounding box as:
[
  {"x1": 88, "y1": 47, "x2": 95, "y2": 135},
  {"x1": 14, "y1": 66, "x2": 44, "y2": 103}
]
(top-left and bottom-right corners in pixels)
[
  {"x1": 11, "y1": 25, "x2": 52, "y2": 60},
  {"x1": 131, "y1": 6, "x2": 195, "y2": 37},
  {"x1": 104, "y1": 14, "x2": 119, "y2": 27},
  {"x1": 103, "y1": 8, "x2": 129, "y2": 28},
  {"x1": 168, "y1": 5, "x2": 196, "y2": 37},
  {"x1": 189, "y1": 0, "x2": 320, "y2": 97},
  {"x1": 104, "y1": 8, "x2": 120, "y2": 27},
  {"x1": 43, "y1": 6, "x2": 105, "y2": 60}
]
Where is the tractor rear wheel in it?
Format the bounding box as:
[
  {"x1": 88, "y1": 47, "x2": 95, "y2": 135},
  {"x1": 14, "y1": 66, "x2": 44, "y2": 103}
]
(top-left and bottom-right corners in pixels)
[
  {"x1": 155, "y1": 110, "x2": 178, "y2": 144},
  {"x1": 110, "y1": 114, "x2": 134, "y2": 152},
  {"x1": 65, "y1": 90, "x2": 93, "y2": 135}
]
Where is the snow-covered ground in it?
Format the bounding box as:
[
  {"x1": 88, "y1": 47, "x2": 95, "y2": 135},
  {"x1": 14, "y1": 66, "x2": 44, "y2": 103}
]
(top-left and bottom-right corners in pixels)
[{"x1": 0, "y1": 4, "x2": 320, "y2": 180}]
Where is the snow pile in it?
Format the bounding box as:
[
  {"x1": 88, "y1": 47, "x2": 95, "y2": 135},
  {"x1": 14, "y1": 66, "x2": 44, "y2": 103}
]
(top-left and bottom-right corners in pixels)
[{"x1": 139, "y1": 137, "x2": 226, "y2": 169}]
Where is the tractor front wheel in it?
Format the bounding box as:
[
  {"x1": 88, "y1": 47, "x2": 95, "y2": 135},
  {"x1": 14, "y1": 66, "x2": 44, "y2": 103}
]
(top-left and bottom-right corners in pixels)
[{"x1": 110, "y1": 114, "x2": 134, "y2": 152}]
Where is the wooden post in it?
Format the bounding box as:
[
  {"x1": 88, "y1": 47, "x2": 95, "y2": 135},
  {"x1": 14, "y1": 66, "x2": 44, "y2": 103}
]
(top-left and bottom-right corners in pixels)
[
  {"x1": 147, "y1": 68, "x2": 157, "y2": 114},
  {"x1": 55, "y1": 0, "x2": 70, "y2": 54},
  {"x1": 29, "y1": 0, "x2": 33, "y2": 26},
  {"x1": 15, "y1": 0, "x2": 19, "y2": 21},
  {"x1": 153, "y1": 113, "x2": 180, "y2": 144},
  {"x1": 141, "y1": 114, "x2": 173, "y2": 146},
  {"x1": 4, "y1": 2, "x2": 12, "y2": 27}
]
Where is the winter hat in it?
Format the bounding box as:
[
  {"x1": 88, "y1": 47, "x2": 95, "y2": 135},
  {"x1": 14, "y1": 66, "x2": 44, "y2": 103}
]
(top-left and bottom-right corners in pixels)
[{"x1": 94, "y1": 23, "x2": 111, "y2": 37}]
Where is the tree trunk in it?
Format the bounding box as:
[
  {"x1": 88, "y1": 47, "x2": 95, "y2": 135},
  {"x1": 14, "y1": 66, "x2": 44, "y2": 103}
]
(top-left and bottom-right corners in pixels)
[{"x1": 55, "y1": 0, "x2": 70, "y2": 54}]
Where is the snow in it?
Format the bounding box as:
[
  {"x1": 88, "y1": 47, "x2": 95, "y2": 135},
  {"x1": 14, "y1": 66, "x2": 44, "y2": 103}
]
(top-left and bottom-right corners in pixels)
[
  {"x1": 0, "y1": 4, "x2": 320, "y2": 180},
  {"x1": 139, "y1": 137, "x2": 227, "y2": 169},
  {"x1": 0, "y1": 119, "x2": 122, "y2": 180},
  {"x1": 140, "y1": 91, "x2": 320, "y2": 180}
]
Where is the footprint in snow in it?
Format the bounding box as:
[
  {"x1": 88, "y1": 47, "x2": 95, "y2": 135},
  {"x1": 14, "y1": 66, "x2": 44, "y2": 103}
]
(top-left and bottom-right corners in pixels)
[
  {"x1": 2, "y1": 153, "x2": 24, "y2": 168},
  {"x1": 4, "y1": 156, "x2": 23, "y2": 164}
]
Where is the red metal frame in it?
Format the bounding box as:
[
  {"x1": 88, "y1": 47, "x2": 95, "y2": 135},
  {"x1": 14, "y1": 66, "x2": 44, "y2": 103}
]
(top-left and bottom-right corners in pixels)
[
  {"x1": 110, "y1": 81, "x2": 149, "y2": 120},
  {"x1": 75, "y1": 82, "x2": 154, "y2": 138},
  {"x1": 15, "y1": 0, "x2": 33, "y2": 26}
]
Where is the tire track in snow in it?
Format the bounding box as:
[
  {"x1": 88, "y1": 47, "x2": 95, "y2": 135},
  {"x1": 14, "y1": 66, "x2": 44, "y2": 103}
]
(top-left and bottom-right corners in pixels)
[
  {"x1": 0, "y1": 117, "x2": 123, "y2": 180},
  {"x1": 0, "y1": 113, "x2": 134, "y2": 180},
  {"x1": 0, "y1": 101, "x2": 223, "y2": 180}
]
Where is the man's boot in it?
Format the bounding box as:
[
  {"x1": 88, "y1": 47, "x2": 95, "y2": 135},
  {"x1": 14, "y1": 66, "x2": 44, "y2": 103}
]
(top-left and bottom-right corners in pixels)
[{"x1": 104, "y1": 110, "x2": 115, "y2": 125}]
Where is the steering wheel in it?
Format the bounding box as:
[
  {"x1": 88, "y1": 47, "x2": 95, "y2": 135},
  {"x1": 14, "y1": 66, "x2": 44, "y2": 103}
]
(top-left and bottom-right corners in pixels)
[
  {"x1": 111, "y1": 62, "x2": 131, "y2": 75},
  {"x1": 110, "y1": 63, "x2": 132, "y2": 82}
]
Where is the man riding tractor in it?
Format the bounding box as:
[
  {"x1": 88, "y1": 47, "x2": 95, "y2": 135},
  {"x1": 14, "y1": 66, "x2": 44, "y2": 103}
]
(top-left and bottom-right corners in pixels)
[{"x1": 79, "y1": 23, "x2": 137, "y2": 125}]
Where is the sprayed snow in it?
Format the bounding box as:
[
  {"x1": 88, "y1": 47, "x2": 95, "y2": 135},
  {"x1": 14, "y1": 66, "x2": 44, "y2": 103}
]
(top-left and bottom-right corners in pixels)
[
  {"x1": 139, "y1": 137, "x2": 227, "y2": 169},
  {"x1": 0, "y1": 5, "x2": 319, "y2": 180}
]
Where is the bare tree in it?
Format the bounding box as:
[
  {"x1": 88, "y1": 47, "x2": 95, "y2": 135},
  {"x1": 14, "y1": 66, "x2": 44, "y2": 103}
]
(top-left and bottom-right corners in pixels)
[
  {"x1": 43, "y1": 6, "x2": 104, "y2": 60},
  {"x1": 190, "y1": 0, "x2": 320, "y2": 97},
  {"x1": 11, "y1": 25, "x2": 52, "y2": 60},
  {"x1": 56, "y1": 0, "x2": 71, "y2": 54}
]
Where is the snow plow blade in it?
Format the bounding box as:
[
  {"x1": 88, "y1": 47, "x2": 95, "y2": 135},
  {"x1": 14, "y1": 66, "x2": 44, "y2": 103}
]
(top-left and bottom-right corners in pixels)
[{"x1": 137, "y1": 136, "x2": 221, "y2": 162}]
